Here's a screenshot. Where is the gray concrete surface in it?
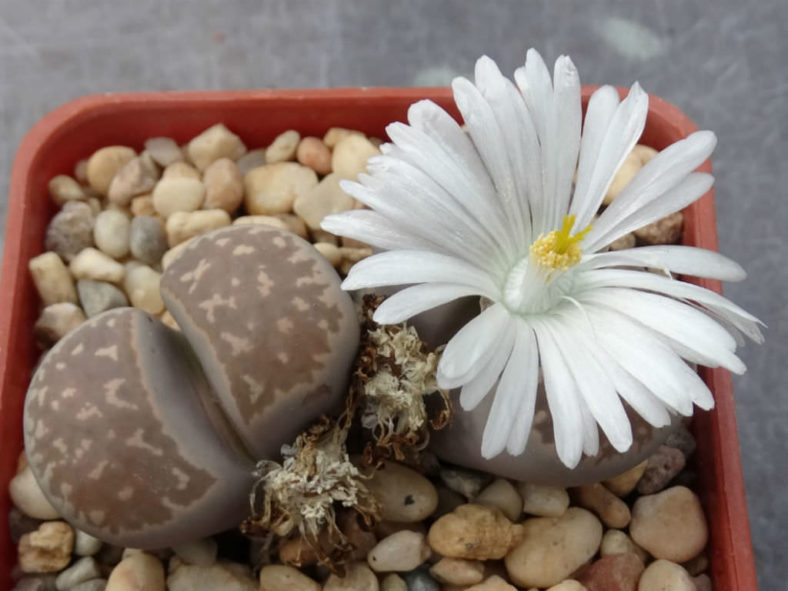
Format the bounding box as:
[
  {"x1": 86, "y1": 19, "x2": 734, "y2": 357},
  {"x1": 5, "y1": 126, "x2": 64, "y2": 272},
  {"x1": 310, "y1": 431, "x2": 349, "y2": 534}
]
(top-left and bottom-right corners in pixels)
[{"x1": 1, "y1": 0, "x2": 785, "y2": 586}]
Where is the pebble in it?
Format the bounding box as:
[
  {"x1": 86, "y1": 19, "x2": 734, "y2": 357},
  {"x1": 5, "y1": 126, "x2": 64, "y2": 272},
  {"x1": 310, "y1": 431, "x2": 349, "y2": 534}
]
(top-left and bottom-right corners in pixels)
[
  {"x1": 428, "y1": 558, "x2": 484, "y2": 585},
  {"x1": 244, "y1": 162, "x2": 318, "y2": 215},
  {"x1": 76, "y1": 280, "x2": 129, "y2": 317},
  {"x1": 107, "y1": 154, "x2": 160, "y2": 206},
  {"x1": 145, "y1": 137, "x2": 184, "y2": 167},
  {"x1": 165, "y1": 209, "x2": 231, "y2": 246},
  {"x1": 467, "y1": 575, "x2": 518, "y2": 590},
  {"x1": 571, "y1": 483, "x2": 631, "y2": 528},
  {"x1": 546, "y1": 581, "x2": 587, "y2": 591},
  {"x1": 49, "y1": 175, "x2": 86, "y2": 205},
  {"x1": 475, "y1": 479, "x2": 523, "y2": 522},
  {"x1": 293, "y1": 173, "x2": 355, "y2": 230},
  {"x1": 365, "y1": 461, "x2": 439, "y2": 522},
  {"x1": 86, "y1": 198, "x2": 102, "y2": 216},
  {"x1": 8, "y1": 465, "x2": 60, "y2": 520},
  {"x1": 34, "y1": 302, "x2": 86, "y2": 348},
  {"x1": 608, "y1": 233, "x2": 636, "y2": 251},
  {"x1": 603, "y1": 151, "x2": 641, "y2": 205},
  {"x1": 439, "y1": 467, "x2": 492, "y2": 499},
  {"x1": 634, "y1": 212, "x2": 684, "y2": 245},
  {"x1": 323, "y1": 127, "x2": 362, "y2": 148},
  {"x1": 682, "y1": 552, "x2": 709, "y2": 576},
  {"x1": 632, "y1": 144, "x2": 658, "y2": 164},
  {"x1": 630, "y1": 486, "x2": 708, "y2": 562},
  {"x1": 86, "y1": 146, "x2": 136, "y2": 195},
  {"x1": 665, "y1": 425, "x2": 697, "y2": 458},
  {"x1": 600, "y1": 530, "x2": 649, "y2": 563},
  {"x1": 106, "y1": 553, "x2": 165, "y2": 591},
  {"x1": 128, "y1": 216, "x2": 168, "y2": 265},
  {"x1": 18, "y1": 521, "x2": 75, "y2": 573},
  {"x1": 603, "y1": 461, "x2": 648, "y2": 498},
  {"x1": 331, "y1": 134, "x2": 380, "y2": 179},
  {"x1": 45, "y1": 201, "x2": 95, "y2": 262},
  {"x1": 339, "y1": 511, "x2": 378, "y2": 561},
  {"x1": 402, "y1": 567, "x2": 439, "y2": 591},
  {"x1": 28, "y1": 252, "x2": 78, "y2": 305},
  {"x1": 236, "y1": 149, "x2": 267, "y2": 177},
  {"x1": 70, "y1": 248, "x2": 125, "y2": 283},
  {"x1": 163, "y1": 161, "x2": 201, "y2": 180},
  {"x1": 266, "y1": 130, "x2": 300, "y2": 163},
  {"x1": 381, "y1": 573, "x2": 407, "y2": 591},
  {"x1": 258, "y1": 564, "x2": 320, "y2": 591},
  {"x1": 186, "y1": 123, "x2": 246, "y2": 171},
  {"x1": 693, "y1": 574, "x2": 712, "y2": 591},
  {"x1": 428, "y1": 504, "x2": 522, "y2": 560},
  {"x1": 637, "y1": 446, "x2": 686, "y2": 495},
  {"x1": 311, "y1": 228, "x2": 338, "y2": 245},
  {"x1": 575, "y1": 553, "x2": 644, "y2": 591},
  {"x1": 160, "y1": 310, "x2": 179, "y2": 331},
  {"x1": 74, "y1": 159, "x2": 89, "y2": 183},
  {"x1": 296, "y1": 136, "x2": 332, "y2": 175},
  {"x1": 171, "y1": 537, "x2": 217, "y2": 567},
  {"x1": 74, "y1": 530, "x2": 103, "y2": 557},
  {"x1": 203, "y1": 158, "x2": 244, "y2": 213},
  {"x1": 93, "y1": 210, "x2": 131, "y2": 259},
  {"x1": 313, "y1": 242, "x2": 341, "y2": 267},
  {"x1": 505, "y1": 508, "x2": 602, "y2": 588},
  {"x1": 324, "y1": 562, "x2": 379, "y2": 591},
  {"x1": 130, "y1": 195, "x2": 156, "y2": 217},
  {"x1": 152, "y1": 177, "x2": 206, "y2": 217},
  {"x1": 70, "y1": 580, "x2": 108, "y2": 591},
  {"x1": 367, "y1": 531, "x2": 430, "y2": 573},
  {"x1": 8, "y1": 507, "x2": 41, "y2": 543},
  {"x1": 517, "y1": 482, "x2": 570, "y2": 517},
  {"x1": 637, "y1": 560, "x2": 695, "y2": 591},
  {"x1": 55, "y1": 556, "x2": 102, "y2": 590},
  {"x1": 123, "y1": 265, "x2": 164, "y2": 314}
]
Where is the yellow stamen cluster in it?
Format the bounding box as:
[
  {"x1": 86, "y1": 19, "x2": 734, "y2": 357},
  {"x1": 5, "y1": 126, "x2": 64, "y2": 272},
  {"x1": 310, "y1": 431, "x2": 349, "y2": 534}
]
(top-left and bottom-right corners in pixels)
[{"x1": 530, "y1": 214, "x2": 592, "y2": 271}]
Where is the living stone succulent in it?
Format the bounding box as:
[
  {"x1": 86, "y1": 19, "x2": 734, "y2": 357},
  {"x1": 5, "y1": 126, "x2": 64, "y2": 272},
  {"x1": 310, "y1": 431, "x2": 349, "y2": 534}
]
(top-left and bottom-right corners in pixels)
[{"x1": 24, "y1": 225, "x2": 359, "y2": 548}]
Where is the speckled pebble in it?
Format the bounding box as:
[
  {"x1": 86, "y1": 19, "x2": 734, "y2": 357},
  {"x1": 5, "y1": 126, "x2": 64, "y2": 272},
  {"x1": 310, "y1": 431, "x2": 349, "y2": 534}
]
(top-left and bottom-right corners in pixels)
[
  {"x1": 428, "y1": 504, "x2": 521, "y2": 560},
  {"x1": 45, "y1": 201, "x2": 95, "y2": 263},
  {"x1": 637, "y1": 446, "x2": 686, "y2": 495}
]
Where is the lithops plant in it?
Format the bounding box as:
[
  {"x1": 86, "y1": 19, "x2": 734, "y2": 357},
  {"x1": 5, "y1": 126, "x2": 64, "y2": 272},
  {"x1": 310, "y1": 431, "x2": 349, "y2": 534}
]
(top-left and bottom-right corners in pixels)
[{"x1": 24, "y1": 225, "x2": 359, "y2": 548}]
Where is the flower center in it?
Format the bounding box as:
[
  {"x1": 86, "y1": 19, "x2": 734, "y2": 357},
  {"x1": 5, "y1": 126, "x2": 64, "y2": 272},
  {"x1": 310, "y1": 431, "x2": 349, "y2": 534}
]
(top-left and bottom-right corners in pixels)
[{"x1": 530, "y1": 214, "x2": 592, "y2": 271}]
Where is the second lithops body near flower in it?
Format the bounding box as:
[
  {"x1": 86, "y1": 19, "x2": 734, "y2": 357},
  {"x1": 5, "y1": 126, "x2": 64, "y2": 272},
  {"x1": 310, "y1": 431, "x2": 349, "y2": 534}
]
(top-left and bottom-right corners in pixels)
[{"x1": 324, "y1": 49, "x2": 762, "y2": 473}]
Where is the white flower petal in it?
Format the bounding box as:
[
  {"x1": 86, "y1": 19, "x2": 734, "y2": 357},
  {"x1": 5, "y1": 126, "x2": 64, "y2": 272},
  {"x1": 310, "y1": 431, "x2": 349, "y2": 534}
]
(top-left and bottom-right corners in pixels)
[
  {"x1": 572, "y1": 83, "x2": 648, "y2": 230},
  {"x1": 587, "y1": 130, "x2": 717, "y2": 249},
  {"x1": 459, "y1": 322, "x2": 517, "y2": 410},
  {"x1": 587, "y1": 172, "x2": 714, "y2": 250},
  {"x1": 481, "y1": 322, "x2": 538, "y2": 458},
  {"x1": 581, "y1": 245, "x2": 747, "y2": 282},
  {"x1": 577, "y1": 267, "x2": 763, "y2": 343},
  {"x1": 532, "y1": 320, "x2": 585, "y2": 468},
  {"x1": 343, "y1": 251, "x2": 498, "y2": 297},
  {"x1": 321, "y1": 209, "x2": 436, "y2": 252},
  {"x1": 373, "y1": 283, "x2": 481, "y2": 325},
  {"x1": 584, "y1": 306, "x2": 711, "y2": 414},
  {"x1": 437, "y1": 303, "x2": 511, "y2": 388},
  {"x1": 580, "y1": 287, "x2": 745, "y2": 374},
  {"x1": 505, "y1": 325, "x2": 540, "y2": 455},
  {"x1": 550, "y1": 315, "x2": 633, "y2": 452}
]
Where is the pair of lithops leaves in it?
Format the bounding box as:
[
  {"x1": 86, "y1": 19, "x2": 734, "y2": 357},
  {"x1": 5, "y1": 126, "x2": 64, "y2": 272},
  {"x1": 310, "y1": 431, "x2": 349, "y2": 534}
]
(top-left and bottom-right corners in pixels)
[{"x1": 24, "y1": 225, "x2": 359, "y2": 549}]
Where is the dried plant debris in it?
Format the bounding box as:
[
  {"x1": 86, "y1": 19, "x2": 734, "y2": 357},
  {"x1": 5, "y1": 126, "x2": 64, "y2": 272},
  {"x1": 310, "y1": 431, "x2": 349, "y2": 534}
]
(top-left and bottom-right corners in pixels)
[
  {"x1": 355, "y1": 295, "x2": 451, "y2": 463},
  {"x1": 242, "y1": 413, "x2": 379, "y2": 572}
]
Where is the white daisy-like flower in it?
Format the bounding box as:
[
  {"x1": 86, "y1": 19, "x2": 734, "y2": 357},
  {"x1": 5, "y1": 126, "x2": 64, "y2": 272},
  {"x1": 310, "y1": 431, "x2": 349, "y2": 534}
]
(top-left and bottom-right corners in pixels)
[{"x1": 322, "y1": 49, "x2": 763, "y2": 468}]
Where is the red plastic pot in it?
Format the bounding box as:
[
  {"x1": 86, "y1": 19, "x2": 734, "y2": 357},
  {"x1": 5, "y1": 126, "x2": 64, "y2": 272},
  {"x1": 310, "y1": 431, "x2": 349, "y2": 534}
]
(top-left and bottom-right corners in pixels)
[{"x1": 0, "y1": 89, "x2": 758, "y2": 589}]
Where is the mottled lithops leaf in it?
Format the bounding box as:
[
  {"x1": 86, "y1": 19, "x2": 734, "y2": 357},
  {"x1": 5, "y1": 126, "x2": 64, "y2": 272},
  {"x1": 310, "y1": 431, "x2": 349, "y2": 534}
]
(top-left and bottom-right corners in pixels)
[
  {"x1": 24, "y1": 308, "x2": 255, "y2": 548},
  {"x1": 160, "y1": 225, "x2": 359, "y2": 459}
]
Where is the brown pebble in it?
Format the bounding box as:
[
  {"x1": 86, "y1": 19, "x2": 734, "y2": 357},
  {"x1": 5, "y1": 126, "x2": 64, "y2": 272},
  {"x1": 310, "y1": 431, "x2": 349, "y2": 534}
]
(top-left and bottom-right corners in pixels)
[
  {"x1": 634, "y1": 212, "x2": 684, "y2": 245},
  {"x1": 428, "y1": 504, "x2": 522, "y2": 560},
  {"x1": 571, "y1": 483, "x2": 631, "y2": 528},
  {"x1": 637, "y1": 446, "x2": 686, "y2": 495},
  {"x1": 297, "y1": 137, "x2": 333, "y2": 175},
  {"x1": 603, "y1": 461, "x2": 648, "y2": 497},
  {"x1": 575, "y1": 553, "x2": 643, "y2": 591}
]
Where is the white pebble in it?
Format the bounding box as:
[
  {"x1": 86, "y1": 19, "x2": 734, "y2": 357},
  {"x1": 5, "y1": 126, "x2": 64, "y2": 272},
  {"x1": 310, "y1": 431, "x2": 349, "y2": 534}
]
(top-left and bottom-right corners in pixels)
[
  {"x1": 244, "y1": 162, "x2": 318, "y2": 215},
  {"x1": 517, "y1": 482, "x2": 570, "y2": 517},
  {"x1": 8, "y1": 465, "x2": 60, "y2": 520},
  {"x1": 186, "y1": 123, "x2": 246, "y2": 171},
  {"x1": 106, "y1": 553, "x2": 165, "y2": 591},
  {"x1": 123, "y1": 265, "x2": 164, "y2": 315},
  {"x1": 49, "y1": 175, "x2": 86, "y2": 206},
  {"x1": 69, "y1": 248, "x2": 125, "y2": 283},
  {"x1": 293, "y1": 173, "x2": 355, "y2": 230},
  {"x1": 152, "y1": 177, "x2": 206, "y2": 218},
  {"x1": 475, "y1": 479, "x2": 523, "y2": 521},
  {"x1": 94, "y1": 210, "x2": 131, "y2": 259},
  {"x1": 331, "y1": 134, "x2": 380, "y2": 179},
  {"x1": 74, "y1": 529, "x2": 103, "y2": 556},
  {"x1": 638, "y1": 560, "x2": 696, "y2": 591},
  {"x1": 165, "y1": 210, "x2": 231, "y2": 247},
  {"x1": 55, "y1": 556, "x2": 101, "y2": 590},
  {"x1": 145, "y1": 137, "x2": 184, "y2": 167},
  {"x1": 265, "y1": 130, "x2": 300, "y2": 163},
  {"x1": 367, "y1": 530, "x2": 430, "y2": 572}
]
